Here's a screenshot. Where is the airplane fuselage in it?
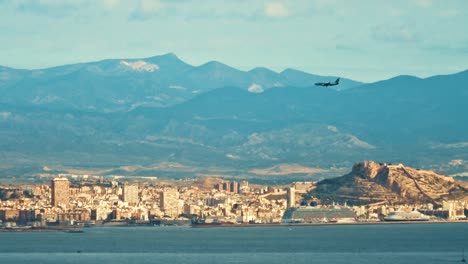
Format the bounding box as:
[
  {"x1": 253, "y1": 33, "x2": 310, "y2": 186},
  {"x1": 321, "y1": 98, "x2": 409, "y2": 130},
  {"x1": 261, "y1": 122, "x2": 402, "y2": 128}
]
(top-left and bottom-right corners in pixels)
[{"x1": 315, "y1": 78, "x2": 340, "y2": 87}]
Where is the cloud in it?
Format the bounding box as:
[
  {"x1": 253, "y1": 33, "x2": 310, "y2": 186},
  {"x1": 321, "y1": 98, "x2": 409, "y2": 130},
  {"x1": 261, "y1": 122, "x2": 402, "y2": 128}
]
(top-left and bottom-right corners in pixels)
[
  {"x1": 225, "y1": 154, "x2": 241, "y2": 160},
  {"x1": 168, "y1": 85, "x2": 186, "y2": 90},
  {"x1": 438, "y1": 9, "x2": 460, "y2": 17},
  {"x1": 248, "y1": 83, "x2": 264, "y2": 93},
  {"x1": 247, "y1": 133, "x2": 264, "y2": 145},
  {"x1": 0, "y1": 112, "x2": 12, "y2": 120},
  {"x1": 432, "y1": 142, "x2": 468, "y2": 149},
  {"x1": 327, "y1": 125, "x2": 338, "y2": 132},
  {"x1": 101, "y1": 0, "x2": 119, "y2": 9},
  {"x1": 449, "y1": 159, "x2": 464, "y2": 166},
  {"x1": 371, "y1": 24, "x2": 417, "y2": 43},
  {"x1": 264, "y1": 2, "x2": 289, "y2": 17},
  {"x1": 413, "y1": 0, "x2": 432, "y2": 8},
  {"x1": 129, "y1": 0, "x2": 164, "y2": 20},
  {"x1": 250, "y1": 164, "x2": 327, "y2": 176},
  {"x1": 14, "y1": 0, "x2": 86, "y2": 16}
]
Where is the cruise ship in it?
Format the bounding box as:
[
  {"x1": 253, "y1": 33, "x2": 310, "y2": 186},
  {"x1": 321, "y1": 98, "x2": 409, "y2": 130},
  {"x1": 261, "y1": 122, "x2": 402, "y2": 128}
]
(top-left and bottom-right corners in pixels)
[{"x1": 383, "y1": 211, "x2": 430, "y2": 221}]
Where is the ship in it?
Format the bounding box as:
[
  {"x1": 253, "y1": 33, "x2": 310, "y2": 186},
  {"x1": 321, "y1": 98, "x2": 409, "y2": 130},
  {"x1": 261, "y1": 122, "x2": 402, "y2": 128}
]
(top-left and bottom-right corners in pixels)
[{"x1": 383, "y1": 211, "x2": 430, "y2": 221}]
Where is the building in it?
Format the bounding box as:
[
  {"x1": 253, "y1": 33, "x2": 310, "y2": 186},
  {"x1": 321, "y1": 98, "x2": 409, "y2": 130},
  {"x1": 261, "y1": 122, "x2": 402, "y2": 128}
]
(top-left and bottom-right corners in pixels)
[
  {"x1": 57, "y1": 210, "x2": 91, "y2": 222},
  {"x1": 123, "y1": 183, "x2": 139, "y2": 205},
  {"x1": 19, "y1": 210, "x2": 37, "y2": 224},
  {"x1": 293, "y1": 182, "x2": 315, "y2": 194},
  {"x1": 51, "y1": 177, "x2": 70, "y2": 207},
  {"x1": 160, "y1": 188, "x2": 180, "y2": 218},
  {"x1": 0, "y1": 209, "x2": 20, "y2": 222},
  {"x1": 214, "y1": 183, "x2": 223, "y2": 191},
  {"x1": 223, "y1": 182, "x2": 231, "y2": 192},
  {"x1": 231, "y1": 181, "x2": 239, "y2": 194},
  {"x1": 91, "y1": 208, "x2": 111, "y2": 221},
  {"x1": 443, "y1": 200, "x2": 466, "y2": 220},
  {"x1": 239, "y1": 181, "x2": 249, "y2": 194},
  {"x1": 287, "y1": 187, "x2": 295, "y2": 208}
]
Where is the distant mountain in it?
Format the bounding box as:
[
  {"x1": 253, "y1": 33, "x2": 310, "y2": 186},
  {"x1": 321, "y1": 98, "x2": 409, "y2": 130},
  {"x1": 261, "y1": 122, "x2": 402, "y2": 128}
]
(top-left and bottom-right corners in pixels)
[
  {"x1": 0, "y1": 53, "x2": 363, "y2": 112},
  {"x1": 0, "y1": 61, "x2": 466, "y2": 182},
  {"x1": 309, "y1": 161, "x2": 468, "y2": 205}
]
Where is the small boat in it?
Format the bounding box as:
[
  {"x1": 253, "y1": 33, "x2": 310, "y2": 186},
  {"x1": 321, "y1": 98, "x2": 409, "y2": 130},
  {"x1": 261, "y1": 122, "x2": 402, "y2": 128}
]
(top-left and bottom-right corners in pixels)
[
  {"x1": 64, "y1": 229, "x2": 84, "y2": 233},
  {"x1": 462, "y1": 248, "x2": 466, "y2": 262},
  {"x1": 383, "y1": 210, "x2": 430, "y2": 221}
]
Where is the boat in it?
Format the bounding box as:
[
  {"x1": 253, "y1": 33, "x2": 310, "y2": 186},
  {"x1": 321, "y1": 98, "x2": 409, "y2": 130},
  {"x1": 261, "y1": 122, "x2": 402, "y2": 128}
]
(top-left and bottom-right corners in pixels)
[
  {"x1": 383, "y1": 211, "x2": 430, "y2": 221},
  {"x1": 64, "y1": 229, "x2": 84, "y2": 233}
]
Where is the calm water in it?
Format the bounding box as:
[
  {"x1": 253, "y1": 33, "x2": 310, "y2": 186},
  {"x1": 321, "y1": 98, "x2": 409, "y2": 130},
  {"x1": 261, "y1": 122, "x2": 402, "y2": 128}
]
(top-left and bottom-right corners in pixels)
[{"x1": 0, "y1": 223, "x2": 467, "y2": 264}]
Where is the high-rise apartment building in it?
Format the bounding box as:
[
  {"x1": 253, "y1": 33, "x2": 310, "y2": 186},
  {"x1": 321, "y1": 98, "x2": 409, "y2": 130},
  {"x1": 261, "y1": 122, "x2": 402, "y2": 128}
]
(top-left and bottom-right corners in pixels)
[
  {"x1": 123, "y1": 183, "x2": 139, "y2": 205},
  {"x1": 51, "y1": 177, "x2": 70, "y2": 207},
  {"x1": 231, "y1": 181, "x2": 239, "y2": 194},
  {"x1": 160, "y1": 188, "x2": 180, "y2": 218},
  {"x1": 287, "y1": 187, "x2": 295, "y2": 208}
]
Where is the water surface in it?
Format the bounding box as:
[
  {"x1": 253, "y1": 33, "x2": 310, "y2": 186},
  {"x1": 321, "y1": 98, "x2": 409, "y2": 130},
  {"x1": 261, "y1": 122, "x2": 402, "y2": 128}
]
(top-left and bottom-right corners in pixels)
[{"x1": 0, "y1": 223, "x2": 466, "y2": 263}]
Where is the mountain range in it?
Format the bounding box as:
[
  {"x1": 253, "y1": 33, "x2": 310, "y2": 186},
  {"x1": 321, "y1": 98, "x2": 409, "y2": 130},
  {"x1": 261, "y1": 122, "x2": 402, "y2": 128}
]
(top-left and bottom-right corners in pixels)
[
  {"x1": 0, "y1": 53, "x2": 361, "y2": 111},
  {"x1": 0, "y1": 54, "x2": 466, "y2": 183}
]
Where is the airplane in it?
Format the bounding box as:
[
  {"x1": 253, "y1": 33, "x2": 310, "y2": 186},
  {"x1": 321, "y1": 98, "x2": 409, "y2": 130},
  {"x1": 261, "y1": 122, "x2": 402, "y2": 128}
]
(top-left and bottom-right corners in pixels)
[{"x1": 315, "y1": 78, "x2": 340, "y2": 87}]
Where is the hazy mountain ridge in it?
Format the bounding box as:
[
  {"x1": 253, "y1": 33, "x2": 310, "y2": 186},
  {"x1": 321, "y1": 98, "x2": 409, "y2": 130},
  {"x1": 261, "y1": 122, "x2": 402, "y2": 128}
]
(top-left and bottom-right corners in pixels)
[
  {"x1": 0, "y1": 53, "x2": 362, "y2": 111},
  {"x1": 0, "y1": 61, "x2": 466, "y2": 181}
]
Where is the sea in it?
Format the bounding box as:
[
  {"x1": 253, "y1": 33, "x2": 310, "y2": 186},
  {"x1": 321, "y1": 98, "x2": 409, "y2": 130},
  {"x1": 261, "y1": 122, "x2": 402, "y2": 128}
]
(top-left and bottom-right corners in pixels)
[{"x1": 0, "y1": 223, "x2": 467, "y2": 264}]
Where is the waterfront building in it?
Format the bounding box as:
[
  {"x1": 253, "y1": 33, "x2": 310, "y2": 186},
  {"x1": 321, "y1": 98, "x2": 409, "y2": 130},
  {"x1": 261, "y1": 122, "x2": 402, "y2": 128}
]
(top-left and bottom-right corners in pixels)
[
  {"x1": 287, "y1": 187, "x2": 295, "y2": 208},
  {"x1": 123, "y1": 183, "x2": 139, "y2": 205},
  {"x1": 183, "y1": 204, "x2": 200, "y2": 215},
  {"x1": 443, "y1": 200, "x2": 467, "y2": 220},
  {"x1": 0, "y1": 209, "x2": 20, "y2": 222},
  {"x1": 19, "y1": 210, "x2": 36, "y2": 224},
  {"x1": 57, "y1": 210, "x2": 91, "y2": 222},
  {"x1": 51, "y1": 177, "x2": 70, "y2": 208},
  {"x1": 91, "y1": 208, "x2": 111, "y2": 221},
  {"x1": 160, "y1": 188, "x2": 180, "y2": 218}
]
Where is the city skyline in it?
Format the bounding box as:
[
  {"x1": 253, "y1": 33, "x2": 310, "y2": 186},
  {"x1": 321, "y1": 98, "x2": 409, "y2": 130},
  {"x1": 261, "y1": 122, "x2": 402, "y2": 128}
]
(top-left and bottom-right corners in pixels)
[{"x1": 0, "y1": 0, "x2": 467, "y2": 82}]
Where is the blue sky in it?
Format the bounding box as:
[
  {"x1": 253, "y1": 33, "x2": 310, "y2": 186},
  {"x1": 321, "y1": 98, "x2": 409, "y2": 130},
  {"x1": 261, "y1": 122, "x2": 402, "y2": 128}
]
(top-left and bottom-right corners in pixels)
[{"x1": 0, "y1": 0, "x2": 467, "y2": 82}]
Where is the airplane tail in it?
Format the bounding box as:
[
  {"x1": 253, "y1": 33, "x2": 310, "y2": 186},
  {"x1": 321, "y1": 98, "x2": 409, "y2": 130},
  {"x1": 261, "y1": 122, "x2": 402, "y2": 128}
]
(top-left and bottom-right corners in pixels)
[{"x1": 335, "y1": 78, "x2": 340, "y2": 84}]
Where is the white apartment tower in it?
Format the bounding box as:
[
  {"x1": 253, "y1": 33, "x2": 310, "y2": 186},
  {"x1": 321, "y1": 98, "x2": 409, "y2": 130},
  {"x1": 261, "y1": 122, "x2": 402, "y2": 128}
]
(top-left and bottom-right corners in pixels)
[
  {"x1": 123, "y1": 183, "x2": 139, "y2": 205},
  {"x1": 160, "y1": 188, "x2": 180, "y2": 218},
  {"x1": 287, "y1": 187, "x2": 295, "y2": 208}
]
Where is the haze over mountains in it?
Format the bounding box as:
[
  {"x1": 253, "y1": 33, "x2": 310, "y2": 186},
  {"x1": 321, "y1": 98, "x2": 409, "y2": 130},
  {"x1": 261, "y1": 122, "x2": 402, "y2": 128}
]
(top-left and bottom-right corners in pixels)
[
  {"x1": 0, "y1": 54, "x2": 466, "y2": 182},
  {"x1": 0, "y1": 53, "x2": 361, "y2": 111}
]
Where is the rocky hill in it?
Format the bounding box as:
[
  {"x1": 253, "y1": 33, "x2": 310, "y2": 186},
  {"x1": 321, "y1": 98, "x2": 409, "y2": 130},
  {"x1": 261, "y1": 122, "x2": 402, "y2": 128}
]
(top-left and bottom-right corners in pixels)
[{"x1": 310, "y1": 161, "x2": 468, "y2": 206}]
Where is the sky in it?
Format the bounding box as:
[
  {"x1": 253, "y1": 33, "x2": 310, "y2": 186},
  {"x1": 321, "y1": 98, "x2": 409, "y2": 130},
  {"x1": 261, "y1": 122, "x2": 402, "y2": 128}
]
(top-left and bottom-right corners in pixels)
[{"x1": 0, "y1": 0, "x2": 467, "y2": 82}]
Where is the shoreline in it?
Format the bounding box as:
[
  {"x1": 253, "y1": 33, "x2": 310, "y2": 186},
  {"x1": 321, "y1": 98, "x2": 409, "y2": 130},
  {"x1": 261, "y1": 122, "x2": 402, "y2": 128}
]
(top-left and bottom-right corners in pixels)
[
  {"x1": 2, "y1": 220, "x2": 466, "y2": 232},
  {"x1": 0, "y1": 226, "x2": 84, "y2": 232},
  {"x1": 191, "y1": 220, "x2": 468, "y2": 228}
]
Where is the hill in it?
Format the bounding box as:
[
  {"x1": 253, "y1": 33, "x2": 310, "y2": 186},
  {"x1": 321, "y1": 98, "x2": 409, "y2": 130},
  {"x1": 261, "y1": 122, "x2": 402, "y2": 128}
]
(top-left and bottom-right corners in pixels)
[{"x1": 310, "y1": 161, "x2": 468, "y2": 206}]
